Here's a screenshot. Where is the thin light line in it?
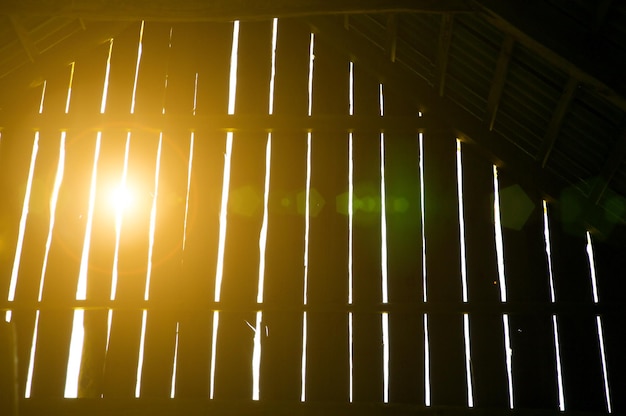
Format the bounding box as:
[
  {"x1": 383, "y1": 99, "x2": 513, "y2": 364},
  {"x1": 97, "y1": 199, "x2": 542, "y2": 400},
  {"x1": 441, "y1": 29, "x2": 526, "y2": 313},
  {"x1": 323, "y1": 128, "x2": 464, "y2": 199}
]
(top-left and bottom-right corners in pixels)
[
  {"x1": 130, "y1": 21, "x2": 145, "y2": 114},
  {"x1": 379, "y1": 83, "x2": 384, "y2": 116},
  {"x1": 192, "y1": 72, "x2": 199, "y2": 116},
  {"x1": 252, "y1": 310, "x2": 263, "y2": 400},
  {"x1": 382, "y1": 312, "x2": 390, "y2": 403},
  {"x1": 257, "y1": 134, "x2": 272, "y2": 304},
  {"x1": 348, "y1": 312, "x2": 354, "y2": 403},
  {"x1": 227, "y1": 21, "x2": 240, "y2": 115},
  {"x1": 209, "y1": 310, "x2": 219, "y2": 399},
  {"x1": 38, "y1": 132, "x2": 66, "y2": 301},
  {"x1": 268, "y1": 18, "x2": 278, "y2": 115},
  {"x1": 503, "y1": 313, "x2": 514, "y2": 409},
  {"x1": 380, "y1": 132, "x2": 388, "y2": 304},
  {"x1": 300, "y1": 311, "x2": 308, "y2": 402},
  {"x1": 24, "y1": 310, "x2": 40, "y2": 398},
  {"x1": 348, "y1": 61, "x2": 354, "y2": 116},
  {"x1": 100, "y1": 39, "x2": 114, "y2": 114},
  {"x1": 542, "y1": 201, "x2": 557, "y2": 303},
  {"x1": 348, "y1": 132, "x2": 354, "y2": 304},
  {"x1": 552, "y1": 314, "x2": 565, "y2": 411},
  {"x1": 307, "y1": 33, "x2": 315, "y2": 117},
  {"x1": 493, "y1": 165, "x2": 507, "y2": 303},
  {"x1": 419, "y1": 133, "x2": 427, "y2": 302},
  {"x1": 170, "y1": 321, "x2": 180, "y2": 398},
  {"x1": 303, "y1": 132, "x2": 312, "y2": 305},
  {"x1": 76, "y1": 132, "x2": 102, "y2": 300},
  {"x1": 144, "y1": 133, "x2": 163, "y2": 301},
  {"x1": 586, "y1": 231, "x2": 600, "y2": 304},
  {"x1": 135, "y1": 309, "x2": 147, "y2": 397},
  {"x1": 596, "y1": 316, "x2": 612, "y2": 414},
  {"x1": 456, "y1": 139, "x2": 469, "y2": 303},
  {"x1": 39, "y1": 80, "x2": 47, "y2": 114},
  {"x1": 424, "y1": 313, "x2": 431, "y2": 406},
  {"x1": 214, "y1": 133, "x2": 233, "y2": 302},
  {"x1": 182, "y1": 132, "x2": 194, "y2": 252},
  {"x1": 65, "y1": 62, "x2": 75, "y2": 114},
  {"x1": 8, "y1": 132, "x2": 39, "y2": 302},
  {"x1": 463, "y1": 313, "x2": 474, "y2": 407},
  {"x1": 64, "y1": 309, "x2": 85, "y2": 398}
]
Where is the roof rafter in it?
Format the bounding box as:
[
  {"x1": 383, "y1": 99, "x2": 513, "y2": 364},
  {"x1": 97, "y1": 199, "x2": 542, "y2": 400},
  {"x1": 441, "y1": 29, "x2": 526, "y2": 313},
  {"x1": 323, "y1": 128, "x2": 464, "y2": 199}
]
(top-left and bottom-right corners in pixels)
[
  {"x1": 1, "y1": 0, "x2": 475, "y2": 21},
  {"x1": 485, "y1": 35, "x2": 514, "y2": 131}
]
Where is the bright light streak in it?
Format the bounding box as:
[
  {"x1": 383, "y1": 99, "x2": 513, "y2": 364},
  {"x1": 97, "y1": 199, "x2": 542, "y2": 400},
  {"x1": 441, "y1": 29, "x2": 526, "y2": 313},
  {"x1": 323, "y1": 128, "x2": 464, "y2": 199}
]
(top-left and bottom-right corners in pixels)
[
  {"x1": 215, "y1": 133, "x2": 233, "y2": 302},
  {"x1": 257, "y1": 134, "x2": 272, "y2": 304},
  {"x1": 456, "y1": 139, "x2": 468, "y2": 303},
  {"x1": 182, "y1": 132, "x2": 194, "y2": 251},
  {"x1": 130, "y1": 21, "x2": 145, "y2": 114},
  {"x1": 65, "y1": 62, "x2": 75, "y2": 113},
  {"x1": 307, "y1": 33, "x2": 315, "y2": 117},
  {"x1": 252, "y1": 311, "x2": 263, "y2": 400},
  {"x1": 135, "y1": 309, "x2": 147, "y2": 397},
  {"x1": 170, "y1": 322, "x2": 180, "y2": 398},
  {"x1": 348, "y1": 132, "x2": 354, "y2": 304},
  {"x1": 100, "y1": 39, "x2": 114, "y2": 114},
  {"x1": 193, "y1": 73, "x2": 199, "y2": 115},
  {"x1": 76, "y1": 132, "x2": 102, "y2": 300},
  {"x1": 144, "y1": 133, "x2": 163, "y2": 301},
  {"x1": 348, "y1": 61, "x2": 354, "y2": 115},
  {"x1": 300, "y1": 311, "x2": 307, "y2": 402},
  {"x1": 4, "y1": 311, "x2": 10, "y2": 323},
  {"x1": 382, "y1": 312, "x2": 390, "y2": 403},
  {"x1": 493, "y1": 165, "x2": 508, "y2": 303},
  {"x1": 596, "y1": 316, "x2": 612, "y2": 413},
  {"x1": 463, "y1": 314, "x2": 474, "y2": 407},
  {"x1": 586, "y1": 231, "x2": 600, "y2": 304},
  {"x1": 227, "y1": 21, "x2": 240, "y2": 115},
  {"x1": 64, "y1": 309, "x2": 85, "y2": 398},
  {"x1": 111, "y1": 133, "x2": 131, "y2": 301},
  {"x1": 542, "y1": 201, "x2": 557, "y2": 303},
  {"x1": 8, "y1": 132, "x2": 39, "y2": 302},
  {"x1": 24, "y1": 310, "x2": 40, "y2": 398},
  {"x1": 348, "y1": 312, "x2": 354, "y2": 403},
  {"x1": 552, "y1": 315, "x2": 565, "y2": 411},
  {"x1": 105, "y1": 309, "x2": 113, "y2": 353},
  {"x1": 39, "y1": 80, "x2": 47, "y2": 114},
  {"x1": 268, "y1": 18, "x2": 278, "y2": 115},
  {"x1": 303, "y1": 132, "x2": 312, "y2": 305},
  {"x1": 38, "y1": 132, "x2": 66, "y2": 301},
  {"x1": 379, "y1": 83, "x2": 384, "y2": 116},
  {"x1": 503, "y1": 314, "x2": 514, "y2": 409},
  {"x1": 209, "y1": 310, "x2": 219, "y2": 399},
  {"x1": 419, "y1": 133, "x2": 427, "y2": 302},
  {"x1": 424, "y1": 313, "x2": 431, "y2": 406},
  {"x1": 380, "y1": 133, "x2": 388, "y2": 304}
]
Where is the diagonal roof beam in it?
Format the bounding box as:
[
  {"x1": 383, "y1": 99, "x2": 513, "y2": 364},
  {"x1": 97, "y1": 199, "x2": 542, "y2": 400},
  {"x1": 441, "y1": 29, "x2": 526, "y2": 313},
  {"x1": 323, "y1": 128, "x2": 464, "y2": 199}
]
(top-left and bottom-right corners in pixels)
[
  {"x1": 9, "y1": 15, "x2": 38, "y2": 62},
  {"x1": 485, "y1": 35, "x2": 514, "y2": 131},
  {"x1": 1, "y1": 0, "x2": 475, "y2": 21},
  {"x1": 436, "y1": 13, "x2": 454, "y2": 97},
  {"x1": 589, "y1": 125, "x2": 626, "y2": 205},
  {"x1": 536, "y1": 75, "x2": 579, "y2": 168}
]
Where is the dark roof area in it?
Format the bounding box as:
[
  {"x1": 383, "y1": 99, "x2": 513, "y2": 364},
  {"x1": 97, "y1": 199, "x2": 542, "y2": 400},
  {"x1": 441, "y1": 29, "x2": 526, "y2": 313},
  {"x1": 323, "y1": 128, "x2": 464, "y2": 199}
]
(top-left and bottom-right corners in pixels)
[{"x1": 1, "y1": 0, "x2": 625, "y2": 244}]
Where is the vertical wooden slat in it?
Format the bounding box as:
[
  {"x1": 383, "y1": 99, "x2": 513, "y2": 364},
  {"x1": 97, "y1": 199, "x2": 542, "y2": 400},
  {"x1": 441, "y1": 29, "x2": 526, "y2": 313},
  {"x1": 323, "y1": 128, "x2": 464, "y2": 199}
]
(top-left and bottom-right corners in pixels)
[
  {"x1": 423, "y1": 125, "x2": 465, "y2": 406},
  {"x1": 260, "y1": 18, "x2": 310, "y2": 402},
  {"x1": 461, "y1": 144, "x2": 508, "y2": 408},
  {"x1": 384, "y1": 88, "x2": 423, "y2": 405},
  {"x1": 104, "y1": 23, "x2": 168, "y2": 398},
  {"x1": 351, "y1": 63, "x2": 383, "y2": 403},
  {"x1": 213, "y1": 20, "x2": 273, "y2": 401},
  {"x1": 174, "y1": 22, "x2": 232, "y2": 399},
  {"x1": 306, "y1": 30, "x2": 349, "y2": 402},
  {"x1": 550, "y1": 222, "x2": 605, "y2": 413}
]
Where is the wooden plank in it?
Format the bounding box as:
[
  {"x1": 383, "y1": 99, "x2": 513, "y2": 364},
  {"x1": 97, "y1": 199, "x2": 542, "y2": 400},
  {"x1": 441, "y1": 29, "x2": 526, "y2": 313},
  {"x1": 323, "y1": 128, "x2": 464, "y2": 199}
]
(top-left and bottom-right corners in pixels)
[
  {"x1": 384, "y1": 88, "x2": 423, "y2": 405},
  {"x1": 213, "y1": 20, "x2": 273, "y2": 401},
  {"x1": 173, "y1": 21, "x2": 232, "y2": 399},
  {"x1": 259, "y1": 18, "x2": 310, "y2": 402},
  {"x1": 422, "y1": 126, "x2": 465, "y2": 406},
  {"x1": 460, "y1": 144, "x2": 508, "y2": 408},
  {"x1": 351, "y1": 61, "x2": 383, "y2": 402},
  {"x1": 305, "y1": 32, "x2": 349, "y2": 402}
]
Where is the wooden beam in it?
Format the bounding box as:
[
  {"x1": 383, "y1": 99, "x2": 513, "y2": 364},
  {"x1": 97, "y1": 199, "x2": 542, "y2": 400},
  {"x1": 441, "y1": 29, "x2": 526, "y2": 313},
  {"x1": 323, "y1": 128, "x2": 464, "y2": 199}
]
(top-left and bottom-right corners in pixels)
[
  {"x1": 1, "y1": 0, "x2": 475, "y2": 21},
  {"x1": 536, "y1": 75, "x2": 579, "y2": 168},
  {"x1": 436, "y1": 13, "x2": 454, "y2": 97},
  {"x1": 485, "y1": 34, "x2": 514, "y2": 130},
  {"x1": 8, "y1": 15, "x2": 38, "y2": 62},
  {"x1": 589, "y1": 125, "x2": 626, "y2": 205}
]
